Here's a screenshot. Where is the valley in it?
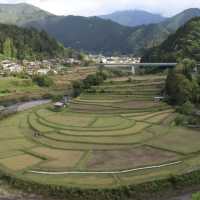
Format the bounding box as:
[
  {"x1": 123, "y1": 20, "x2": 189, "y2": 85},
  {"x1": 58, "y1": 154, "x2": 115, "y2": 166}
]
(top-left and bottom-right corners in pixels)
[{"x1": 0, "y1": 2, "x2": 200, "y2": 200}]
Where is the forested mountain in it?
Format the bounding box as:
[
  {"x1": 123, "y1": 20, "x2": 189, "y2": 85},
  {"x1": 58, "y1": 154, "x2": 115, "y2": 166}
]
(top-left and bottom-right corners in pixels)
[
  {"x1": 25, "y1": 8, "x2": 200, "y2": 55},
  {"x1": 0, "y1": 23, "x2": 65, "y2": 60},
  {"x1": 0, "y1": 3, "x2": 52, "y2": 26},
  {"x1": 142, "y1": 17, "x2": 200, "y2": 62},
  {"x1": 100, "y1": 10, "x2": 166, "y2": 27},
  {"x1": 26, "y1": 16, "x2": 135, "y2": 54},
  {"x1": 1, "y1": 3, "x2": 200, "y2": 55}
]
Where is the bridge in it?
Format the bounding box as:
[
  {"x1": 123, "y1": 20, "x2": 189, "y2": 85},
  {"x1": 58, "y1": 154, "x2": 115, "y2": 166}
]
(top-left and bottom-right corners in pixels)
[
  {"x1": 100, "y1": 63, "x2": 178, "y2": 74},
  {"x1": 101, "y1": 63, "x2": 178, "y2": 74}
]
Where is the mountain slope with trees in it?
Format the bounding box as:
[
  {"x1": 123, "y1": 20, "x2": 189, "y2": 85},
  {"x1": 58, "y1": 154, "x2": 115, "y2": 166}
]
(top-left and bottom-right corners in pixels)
[
  {"x1": 0, "y1": 3, "x2": 52, "y2": 25},
  {"x1": 142, "y1": 17, "x2": 200, "y2": 62},
  {"x1": 26, "y1": 16, "x2": 136, "y2": 54},
  {"x1": 25, "y1": 8, "x2": 200, "y2": 55},
  {"x1": 0, "y1": 23, "x2": 65, "y2": 60},
  {"x1": 100, "y1": 10, "x2": 166, "y2": 27},
  {"x1": 0, "y1": 3, "x2": 200, "y2": 55}
]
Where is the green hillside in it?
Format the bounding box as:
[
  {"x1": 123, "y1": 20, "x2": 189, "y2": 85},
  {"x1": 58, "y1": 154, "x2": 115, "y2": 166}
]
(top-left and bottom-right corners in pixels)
[
  {"x1": 0, "y1": 23, "x2": 65, "y2": 60},
  {"x1": 142, "y1": 17, "x2": 200, "y2": 62},
  {"x1": 26, "y1": 8, "x2": 200, "y2": 55},
  {"x1": 0, "y1": 3, "x2": 52, "y2": 25},
  {"x1": 0, "y1": 3, "x2": 200, "y2": 55},
  {"x1": 27, "y1": 16, "x2": 135, "y2": 54}
]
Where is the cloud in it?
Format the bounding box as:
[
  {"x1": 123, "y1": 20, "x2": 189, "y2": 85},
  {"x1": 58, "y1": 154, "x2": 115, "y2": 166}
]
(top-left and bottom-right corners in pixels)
[{"x1": 1, "y1": 0, "x2": 200, "y2": 16}]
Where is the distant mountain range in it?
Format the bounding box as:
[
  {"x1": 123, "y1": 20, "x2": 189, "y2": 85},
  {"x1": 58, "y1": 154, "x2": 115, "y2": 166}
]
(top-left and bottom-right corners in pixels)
[
  {"x1": 100, "y1": 10, "x2": 166, "y2": 27},
  {"x1": 0, "y1": 3, "x2": 200, "y2": 55},
  {"x1": 142, "y1": 17, "x2": 200, "y2": 62}
]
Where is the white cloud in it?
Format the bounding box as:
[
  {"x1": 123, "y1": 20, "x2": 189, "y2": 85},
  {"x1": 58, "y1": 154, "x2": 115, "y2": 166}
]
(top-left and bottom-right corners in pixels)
[{"x1": 1, "y1": 0, "x2": 200, "y2": 16}]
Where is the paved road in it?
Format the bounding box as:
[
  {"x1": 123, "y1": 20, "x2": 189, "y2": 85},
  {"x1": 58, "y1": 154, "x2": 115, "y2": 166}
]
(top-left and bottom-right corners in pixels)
[{"x1": 16, "y1": 100, "x2": 51, "y2": 112}]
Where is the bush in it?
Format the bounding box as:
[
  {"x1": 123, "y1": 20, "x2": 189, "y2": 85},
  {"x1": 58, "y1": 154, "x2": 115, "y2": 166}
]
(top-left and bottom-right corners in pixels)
[
  {"x1": 192, "y1": 192, "x2": 200, "y2": 200},
  {"x1": 72, "y1": 80, "x2": 83, "y2": 97},
  {"x1": 188, "y1": 116, "x2": 200, "y2": 125},
  {"x1": 179, "y1": 101, "x2": 194, "y2": 115},
  {"x1": 175, "y1": 115, "x2": 185, "y2": 126},
  {"x1": 72, "y1": 70, "x2": 108, "y2": 97},
  {"x1": 32, "y1": 75, "x2": 53, "y2": 87},
  {"x1": 127, "y1": 77, "x2": 132, "y2": 82}
]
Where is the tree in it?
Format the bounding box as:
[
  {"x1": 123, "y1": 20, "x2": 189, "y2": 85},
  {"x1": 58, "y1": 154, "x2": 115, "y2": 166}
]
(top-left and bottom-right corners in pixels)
[
  {"x1": 181, "y1": 58, "x2": 196, "y2": 80},
  {"x1": 3, "y1": 38, "x2": 14, "y2": 57},
  {"x1": 175, "y1": 74, "x2": 193, "y2": 104},
  {"x1": 166, "y1": 70, "x2": 193, "y2": 105},
  {"x1": 32, "y1": 75, "x2": 53, "y2": 87},
  {"x1": 179, "y1": 101, "x2": 194, "y2": 115}
]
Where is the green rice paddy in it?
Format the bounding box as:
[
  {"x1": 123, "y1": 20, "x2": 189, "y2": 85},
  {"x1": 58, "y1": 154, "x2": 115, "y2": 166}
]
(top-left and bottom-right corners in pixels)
[{"x1": 0, "y1": 75, "x2": 199, "y2": 189}]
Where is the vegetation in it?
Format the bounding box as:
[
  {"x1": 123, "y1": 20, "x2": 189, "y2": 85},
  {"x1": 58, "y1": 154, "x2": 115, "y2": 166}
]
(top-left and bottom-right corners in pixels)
[
  {"x1": 0, "y1": 67, "x2": 97, "y2": 105},
  {"x1": 193, "y1": 192, "x2": 200, "y2": 200},
  {"x1": 165, "y1": 59, "x2": 200, "y2": 105},
  {"x1": 72, "y1": 70, "x2": 108, "y2": 97},
  {"x1": 0, "y1": 23, "x2": 67, "y2": 60},
  {"x1": 0, "y1": 73, "x2": 200, "y2": 200},
  {"x1": 26, "y1": 8, "x2": 200, "y2": 55},
  {"x1": 32, "y1": 75, "x2": 54, "y2": 87},
  {"x1": 0, "y1": 3, "x2": 52, "y2": 25},
  {"x1": 142, "y1": 17, "x2": 200, "y2": 62},
  {"x1": 100, "y1": 10, "x2": 165, "y2": 27},
  {"x1": 0, "y1": 75, "x2": 199, "y2": 200},
  {"x1": 165, "y1": 59, "x2": 200, "y2": 127},
  {"x1": 0, "y1": 4, "x2": 199, "y2": 55}
]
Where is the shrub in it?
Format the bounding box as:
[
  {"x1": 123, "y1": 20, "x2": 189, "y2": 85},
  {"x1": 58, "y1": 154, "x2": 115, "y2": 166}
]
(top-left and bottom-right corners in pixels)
[
  {"x1": 179, "y1": 101, "x2": 194, "y2": 115},
  {"x1": 192, "y1": 192, "x2": 200, "y2": 200},
  {"x1": 32, "y1": 75, "x2": 53, "y2": 87},
  {"x1": 175, "y1": 115, "x2": 185, "y2": 126},
  {"x1": 72, "y1": 70, "x2": 108, "y2": 97}
]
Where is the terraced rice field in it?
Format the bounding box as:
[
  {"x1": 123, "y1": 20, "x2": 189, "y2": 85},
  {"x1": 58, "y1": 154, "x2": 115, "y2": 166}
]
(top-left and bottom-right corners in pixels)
[{"x1": 0, "y1": 75, "x2": 199, "y2": 189}]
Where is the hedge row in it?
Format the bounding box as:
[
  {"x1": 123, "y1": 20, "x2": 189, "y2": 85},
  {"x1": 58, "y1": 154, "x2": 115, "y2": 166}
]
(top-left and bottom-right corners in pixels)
[{"x1": 1, "y1": 169, "x2": 200, "y2": 200}]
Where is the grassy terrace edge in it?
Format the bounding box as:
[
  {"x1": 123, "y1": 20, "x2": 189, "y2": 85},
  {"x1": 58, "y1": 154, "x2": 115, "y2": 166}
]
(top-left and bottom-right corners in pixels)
[{"x1": 1, "y1": 166, "x2": 200, "y2": 200}]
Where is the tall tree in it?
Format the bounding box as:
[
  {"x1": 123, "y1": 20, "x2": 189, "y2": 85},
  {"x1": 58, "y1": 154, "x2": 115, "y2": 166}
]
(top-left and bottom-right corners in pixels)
[{"x1": 3, "y1": 38, "x2": 13, "y2": 57}]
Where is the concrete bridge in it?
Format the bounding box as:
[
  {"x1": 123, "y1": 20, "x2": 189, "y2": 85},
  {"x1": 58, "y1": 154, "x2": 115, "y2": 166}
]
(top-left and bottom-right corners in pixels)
[{"x1": 101, "y1": 63, "x2": 178, "y2": 74}]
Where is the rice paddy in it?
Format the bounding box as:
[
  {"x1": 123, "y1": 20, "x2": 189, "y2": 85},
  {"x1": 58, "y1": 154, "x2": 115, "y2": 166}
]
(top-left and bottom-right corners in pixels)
[{"x1": 0, "y1": 75, "x2": 199, "y2": 189}]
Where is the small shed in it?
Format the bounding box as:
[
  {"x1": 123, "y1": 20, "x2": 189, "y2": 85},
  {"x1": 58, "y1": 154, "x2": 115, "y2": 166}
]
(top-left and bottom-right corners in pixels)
[{"x1": 54, "y1": 102, "x2": 65, "y2": 109}]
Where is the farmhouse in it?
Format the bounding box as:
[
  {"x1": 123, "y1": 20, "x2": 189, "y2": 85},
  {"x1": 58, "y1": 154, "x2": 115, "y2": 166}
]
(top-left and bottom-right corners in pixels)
[{"x1": 1, "y1": 60, "x2": 23, "y2": 73}]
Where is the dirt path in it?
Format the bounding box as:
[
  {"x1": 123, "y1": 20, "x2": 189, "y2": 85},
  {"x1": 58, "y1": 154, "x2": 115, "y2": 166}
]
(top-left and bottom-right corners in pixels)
[{"x1": 29, "y1": 161, "x2": 182, "y2": 175}]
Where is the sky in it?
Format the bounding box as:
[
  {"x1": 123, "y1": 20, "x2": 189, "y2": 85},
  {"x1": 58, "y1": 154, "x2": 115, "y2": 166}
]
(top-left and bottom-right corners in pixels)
[{"x1": 1, "y1": 0, "x2": 200, "y2": 16}]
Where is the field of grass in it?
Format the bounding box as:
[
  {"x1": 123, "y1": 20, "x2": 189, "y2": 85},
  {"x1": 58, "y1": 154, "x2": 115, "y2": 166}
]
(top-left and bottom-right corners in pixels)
[
  {"x1": 0, "y1": 74, "x2": 199, "y2": 189},
  {"x1": 0, "y1": 67, "x2": 97, "y2": 104}
]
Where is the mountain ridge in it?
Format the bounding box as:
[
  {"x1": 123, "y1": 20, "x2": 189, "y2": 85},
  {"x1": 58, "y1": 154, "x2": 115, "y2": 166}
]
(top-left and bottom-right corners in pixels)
[
  {"x1": 0, "y1": 3, "x2": 200, "y2": 55},
  {"x1": 24, "y1": 7, "x2": 200, "y2": 54},
  {"x1": 142, "y1": 17, "x2": 200, "y2": 62},
  {"x1": 0, "y1": 3, "x2": 53, "y2": 25},
  {"x1": 100, "y1": 10, "x2": 166, "y2": 27}
]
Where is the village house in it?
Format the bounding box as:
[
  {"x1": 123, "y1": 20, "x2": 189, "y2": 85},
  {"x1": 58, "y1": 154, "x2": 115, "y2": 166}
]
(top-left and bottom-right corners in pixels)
[
  {"x1": 37, "y1": 68, "x2": 50, "y2": 75},
  {"x1": 1, "y1": 60, "x2": 23, "y2": 74}
]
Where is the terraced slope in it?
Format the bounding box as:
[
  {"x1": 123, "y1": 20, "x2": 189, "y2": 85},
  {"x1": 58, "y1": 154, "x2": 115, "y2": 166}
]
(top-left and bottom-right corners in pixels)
[{"x1": 0, "y1": 75, "x2": 199, "y2": 189}]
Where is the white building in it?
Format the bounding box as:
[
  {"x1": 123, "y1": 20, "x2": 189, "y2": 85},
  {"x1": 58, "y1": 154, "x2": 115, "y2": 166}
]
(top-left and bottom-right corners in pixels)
[{"x1": 37, "y1": 69, "x2": 50, "y2": 75}]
